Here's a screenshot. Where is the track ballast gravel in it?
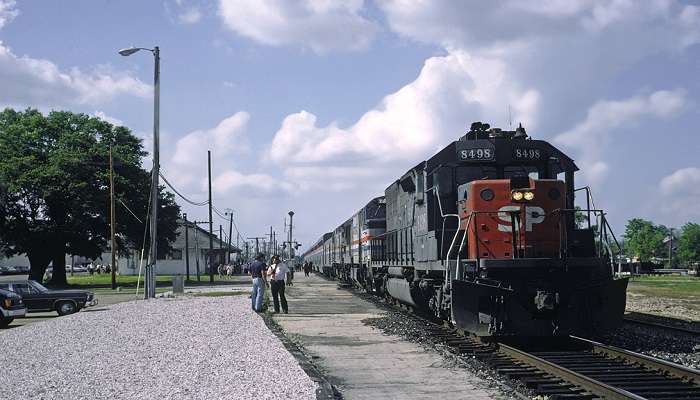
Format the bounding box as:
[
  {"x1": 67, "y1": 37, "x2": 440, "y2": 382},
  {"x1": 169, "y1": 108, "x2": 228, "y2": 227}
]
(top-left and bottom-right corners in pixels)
[{"x1": 0, "y1": 296, "x2": 317, "y2": 400}]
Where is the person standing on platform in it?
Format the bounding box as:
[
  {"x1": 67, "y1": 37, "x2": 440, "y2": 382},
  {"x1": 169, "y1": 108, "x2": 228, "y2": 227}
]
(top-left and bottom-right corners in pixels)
[
  {"x1": 249, "y1": 253, "x2": 267, "y2": 312},
  {"x1": 268, "y1": 255, "x2": 289, "y2": 314}
]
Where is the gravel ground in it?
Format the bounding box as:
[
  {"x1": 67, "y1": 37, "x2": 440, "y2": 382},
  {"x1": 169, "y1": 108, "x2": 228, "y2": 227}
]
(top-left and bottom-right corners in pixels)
[
  {"x1": 625, "y1": 291, "x2": 700, "y2": 321},
  {"x1": 0, "y1": 297, "x2": 317, "y2": 400},
  {"x1": 596, "y1": 323, "x2": 700, "y2": 369}
]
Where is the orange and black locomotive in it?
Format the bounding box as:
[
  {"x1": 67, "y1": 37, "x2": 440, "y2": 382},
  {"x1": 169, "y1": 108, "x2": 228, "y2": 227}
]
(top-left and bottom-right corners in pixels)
[{"x1": 304, "y1": 122, "x2": 628, "y2": 337}]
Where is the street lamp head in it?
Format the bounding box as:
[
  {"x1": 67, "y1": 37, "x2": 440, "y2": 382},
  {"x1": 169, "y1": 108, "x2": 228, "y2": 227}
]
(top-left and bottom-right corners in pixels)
[
  {"x1": 288, "y1": 211, "x2": 295, "y2": 217},
  {"x1": 118, "y1": 47, "x2": 141, "y2": 56}
]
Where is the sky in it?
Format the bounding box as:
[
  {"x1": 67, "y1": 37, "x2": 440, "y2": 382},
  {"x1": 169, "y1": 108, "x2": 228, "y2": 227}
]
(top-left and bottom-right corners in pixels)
[{"x1": 1, "y1": 0, "x2": 699, "y2": 252}]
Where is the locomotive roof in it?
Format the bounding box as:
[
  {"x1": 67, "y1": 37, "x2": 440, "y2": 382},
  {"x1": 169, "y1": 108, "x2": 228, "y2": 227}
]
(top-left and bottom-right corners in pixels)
[{"x1": 424, "y1": 122, "x2": 578, "y2": 175}]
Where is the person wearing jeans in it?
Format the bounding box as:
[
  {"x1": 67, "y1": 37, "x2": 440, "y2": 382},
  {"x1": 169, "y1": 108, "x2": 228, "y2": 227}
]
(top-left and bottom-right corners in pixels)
[
  {"x1": 249, "y1": 253, "x2": 267, "y2": 312},
  {"x1": 268, "y1": 255, "x2": 289, "y2": 314}
]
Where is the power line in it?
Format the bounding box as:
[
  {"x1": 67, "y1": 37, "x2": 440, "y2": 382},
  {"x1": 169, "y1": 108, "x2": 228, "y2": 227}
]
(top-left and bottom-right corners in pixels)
[
  {"x1": 117, "y1": 198, "x2": 143, "y2": 224},
  {"x1": 211, "y1": 205, "x2": 245, "y2": 240},
  {"x1": 159, "y1": 171, "x2": 209, "y2": 206}
]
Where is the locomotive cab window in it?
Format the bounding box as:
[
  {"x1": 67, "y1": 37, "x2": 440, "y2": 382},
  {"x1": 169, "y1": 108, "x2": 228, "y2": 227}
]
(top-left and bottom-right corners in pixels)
[
  {"x1": 455, "y1": 166, "x2": 497, "y2": 185},
  {"x1": 503, "y1": 165, "x2": 542, "y2": 179}
]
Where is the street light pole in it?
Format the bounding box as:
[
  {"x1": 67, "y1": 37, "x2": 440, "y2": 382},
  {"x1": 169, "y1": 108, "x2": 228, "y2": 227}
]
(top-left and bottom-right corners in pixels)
[
  {"x1": 288, "y1": 211, "x2": 294, "y2": 260},
  {"x1": 118, "y1": 45, "x2": 160, "y2": 299},
  {"x1": 208, "y1": 150, "x2": 214, "y2": 283},
  {"x1": 183, "y1": 213, "x2": 190, "y2": 283},
  {"x1": 110, "y1": 145, "x2": 117, "y2": 290}
]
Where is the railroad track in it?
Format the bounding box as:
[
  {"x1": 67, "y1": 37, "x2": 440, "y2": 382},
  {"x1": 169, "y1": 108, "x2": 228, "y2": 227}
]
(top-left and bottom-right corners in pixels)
[
  {"x1": 372, "y1": 297, "x2": 700, "y2": 399},
  {"x1": 623, "y1": 314, "x2": 700, "y2": 337}
]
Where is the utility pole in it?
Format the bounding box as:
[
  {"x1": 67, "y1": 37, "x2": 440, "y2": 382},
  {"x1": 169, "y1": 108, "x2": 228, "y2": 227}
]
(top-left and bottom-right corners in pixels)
[
  {"x1": 184, "y1": 213, "x2": 190, "y2": 282},
  {"x1": 219, "y1": 224, "x2": 223, "y2": 267},
  {"x1": 247, "y1": 237, "x2": 265, "y2": 256},
  {"x1": 227, "y1": 211, "x2": 233, "y2": 263},
  {"x1": 272, "y1": 231, "x2": 276, "y2": 256},
  {"x1": 194, "y1": 224, "x2": 200, "y2": 282},
  {"x1": 267, "y1": 226, "x2": 274, "y2": 256},
  {"x1": 288, "y1": 211, "x2": 294, "y2": 260},
  {"x1": 207, "y1": 150, "x2": 214, "y2": 283},
  {"x1": 109, "y1": 145, "x2": 117, "y2": 290}
]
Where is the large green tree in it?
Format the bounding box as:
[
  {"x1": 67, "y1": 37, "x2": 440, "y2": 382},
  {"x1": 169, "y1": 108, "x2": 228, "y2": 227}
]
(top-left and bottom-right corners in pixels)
[
  {"x1": 623, "y1": 218, "x2": 669, "y2": 262},
  {"x1": 676, "y1": 222, "x2": 700, "y2": 266},
  {"x1": 0, "y1": 108, "x2": 180, "y2": 285}
]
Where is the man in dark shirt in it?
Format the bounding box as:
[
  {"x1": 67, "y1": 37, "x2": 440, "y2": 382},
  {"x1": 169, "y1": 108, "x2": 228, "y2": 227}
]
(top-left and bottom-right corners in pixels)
[{"x1": 249, "y1": 253, "x2": 267, "y2": 312}]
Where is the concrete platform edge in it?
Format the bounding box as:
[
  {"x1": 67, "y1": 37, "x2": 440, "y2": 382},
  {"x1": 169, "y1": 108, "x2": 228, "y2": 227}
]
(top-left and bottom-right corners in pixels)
[{"x1": 262, "y1": 313, "x2": 342, "y2": 400}]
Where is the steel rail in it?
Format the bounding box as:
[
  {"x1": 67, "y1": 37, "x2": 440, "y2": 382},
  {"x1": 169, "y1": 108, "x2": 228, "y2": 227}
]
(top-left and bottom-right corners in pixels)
[
  {"x1": 623, "y1": 315, "x2": 700, "y2": 337},
  {"x1": 337, "y1": 277, "x2": 700, "y2": 399},
  {"x1": 497, "y1": 342, "x2": 647, "y2": 400},
  {"x1": 572, "y1": 336, "x2": 700, "y2": 384}
]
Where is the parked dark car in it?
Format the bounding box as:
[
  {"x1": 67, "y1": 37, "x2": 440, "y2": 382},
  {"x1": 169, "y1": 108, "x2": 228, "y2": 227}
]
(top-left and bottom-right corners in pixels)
[
  {"x1": 0, "y1": 280, "x2": 97, "y2": 316},
  {"x1": 0, "y1": 288, "x2": 26, "y2": 327}
]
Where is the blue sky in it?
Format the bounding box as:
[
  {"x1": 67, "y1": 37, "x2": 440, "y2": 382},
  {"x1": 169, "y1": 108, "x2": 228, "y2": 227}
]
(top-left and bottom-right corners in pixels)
[{"x1": 1, "y1": 0, "x2": 699, "y2": 250}]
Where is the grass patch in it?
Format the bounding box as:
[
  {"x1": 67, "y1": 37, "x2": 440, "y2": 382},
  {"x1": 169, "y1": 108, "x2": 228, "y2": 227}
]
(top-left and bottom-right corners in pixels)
[
  {"x1": 192, "y1": 291, "x2": 248, "y2": 298},
  {"x1": 91, "y1": 287, "x2": 170, "y2": 295},
  {"x1": 65, "y1": 273, "x2": 241, "y2": 288},
  {"x1": 628, "y1": 275, "x2": 700, "y2": 298},
  {"x1": 66, "y1": 274, "x2": 173, "y2": 288}
]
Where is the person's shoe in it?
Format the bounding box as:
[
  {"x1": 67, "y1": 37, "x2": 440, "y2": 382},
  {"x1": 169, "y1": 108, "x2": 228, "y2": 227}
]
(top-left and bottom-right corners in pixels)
[{"x1": 283, "y1": 310, "x2": 288, "y2": 314}]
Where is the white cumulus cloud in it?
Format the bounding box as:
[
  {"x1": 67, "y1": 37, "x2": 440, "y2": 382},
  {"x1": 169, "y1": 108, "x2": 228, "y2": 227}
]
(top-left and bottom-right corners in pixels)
[
  {"x1": 167, "y1": 112, "x2": 291, "y2": 196},
  {"x1": 554, "y1": 90, "x2": 686, "y2": 185},
  {"x1": 0, "y1": 0, "x2": 18, "y2": 29},
  {"x1": 172, "y1": 112, "x2": 250, "y2": 173},
  {"x1": 0, "y1": 42, "x2": 150, "y2": 109},
  {"x1": 164, "y1": 0, "x2": 204, "y2": 24},
  {"x1": 657, "y1": 167, "x2": 700, "y2": 221},
  {"x1": 217, "y1": 0, "x2": 378, "y2": 53},
  {"x1": 93, "y1": 111, "x2": 124, "y2": 127},
  {"x1": 269, "y1": 50, "x2": 539, "y2": 167},
  {"x1": 214, "y1": 170, "x2": 292, "y2": 194}
]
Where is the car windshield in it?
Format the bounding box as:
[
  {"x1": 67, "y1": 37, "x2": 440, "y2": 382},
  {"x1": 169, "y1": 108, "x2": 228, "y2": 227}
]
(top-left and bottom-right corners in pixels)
[{"x1": 28, "y1": 281, "x2": 48, "y2": 292}]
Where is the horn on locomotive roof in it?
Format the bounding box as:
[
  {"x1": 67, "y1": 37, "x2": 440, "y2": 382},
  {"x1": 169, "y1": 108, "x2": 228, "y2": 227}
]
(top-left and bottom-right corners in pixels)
[
  {"x1": 514, "y1": 122, "x2": 528, "y2": 138},
  {"x1": 464, "y1": 121, "x2": 528, "y2": 140}
]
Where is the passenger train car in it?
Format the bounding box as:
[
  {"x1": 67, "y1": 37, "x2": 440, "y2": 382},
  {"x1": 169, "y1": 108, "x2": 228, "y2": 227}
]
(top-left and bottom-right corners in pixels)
[{"x1": 303, "y1": 122, "x2": 628, "y2": 337}]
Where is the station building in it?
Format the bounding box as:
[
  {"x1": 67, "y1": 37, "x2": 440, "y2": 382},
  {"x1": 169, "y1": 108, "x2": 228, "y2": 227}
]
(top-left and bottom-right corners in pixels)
[{"x1": 0, "y1": 223, "x2": 241, "y2": 277}]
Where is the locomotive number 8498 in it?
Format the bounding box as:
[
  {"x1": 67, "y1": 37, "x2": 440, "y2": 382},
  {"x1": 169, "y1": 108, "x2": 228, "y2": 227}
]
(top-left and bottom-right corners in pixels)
[{"x1": 304, "y1": 122, "x2": 628, "y2": 337}]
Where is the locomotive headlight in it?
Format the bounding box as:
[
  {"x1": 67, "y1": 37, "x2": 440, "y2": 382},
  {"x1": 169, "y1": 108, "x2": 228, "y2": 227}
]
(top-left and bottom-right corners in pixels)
[
  {"x1": 523, "y1": 191, "x2": 534, "y2": 201},
  {"x1": 511, "y1": 191, "x2": 523, "y2": 201}
]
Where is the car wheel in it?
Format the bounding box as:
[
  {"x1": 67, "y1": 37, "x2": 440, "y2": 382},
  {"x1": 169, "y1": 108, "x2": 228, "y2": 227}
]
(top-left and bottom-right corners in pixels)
[
  {"x1": 0, "y1": 317, "x2": 13, "y2": 327},
  {"x1": 56, "y1": 301, "x2": 77, "y2": 316}
]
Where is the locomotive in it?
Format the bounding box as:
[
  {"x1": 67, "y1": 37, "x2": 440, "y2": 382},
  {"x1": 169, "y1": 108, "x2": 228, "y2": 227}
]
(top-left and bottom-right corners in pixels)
[{"x1": 303, "y1": 122, "x2": 628, "y2": 337}]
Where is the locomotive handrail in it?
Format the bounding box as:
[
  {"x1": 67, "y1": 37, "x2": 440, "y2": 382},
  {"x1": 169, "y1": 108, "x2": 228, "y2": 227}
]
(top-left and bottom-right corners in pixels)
[
  {"x1": 428, "y1": 185, "x2": 461, "y2": 292},
  {"x1": 550, "y1": 208, "x2": 624, "y2": 273},
  {"x1": 447, "y1": 209, "x2": 523, "y2": 277},
  {"x1": 448, "y1": 208, "x2": 622, "y2": 268}
]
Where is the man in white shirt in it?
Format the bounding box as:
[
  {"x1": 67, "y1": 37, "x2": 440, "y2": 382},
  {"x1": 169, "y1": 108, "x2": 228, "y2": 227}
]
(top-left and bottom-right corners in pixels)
[{"x1": 267, "y1": 255, "x2": 289, "y2": 314}]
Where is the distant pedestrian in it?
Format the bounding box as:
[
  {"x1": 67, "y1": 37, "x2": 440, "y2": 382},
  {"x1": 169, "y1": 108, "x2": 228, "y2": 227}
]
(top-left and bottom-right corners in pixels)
[
  {"x1": 303, "y1": 262, "x2": 310, "y2": 277},
  {"x1": 287, "y1": 261, "x2": 294, "y2": 286},
  {"x1": 267, "y1": 255, "x2": 289, "y2": 314},
  {"x1": 249, "y1": 254, "x2": 267, "y2": 312}
]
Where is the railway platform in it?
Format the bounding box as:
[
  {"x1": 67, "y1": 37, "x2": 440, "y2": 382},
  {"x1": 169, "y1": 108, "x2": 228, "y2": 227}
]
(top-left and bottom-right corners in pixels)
[{"x1": 272, "y1": 274, "x2": 505, "y2": 400}]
